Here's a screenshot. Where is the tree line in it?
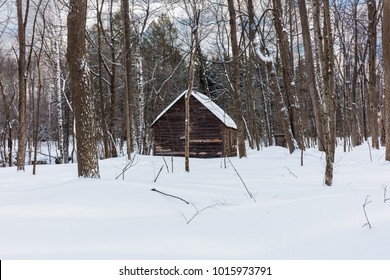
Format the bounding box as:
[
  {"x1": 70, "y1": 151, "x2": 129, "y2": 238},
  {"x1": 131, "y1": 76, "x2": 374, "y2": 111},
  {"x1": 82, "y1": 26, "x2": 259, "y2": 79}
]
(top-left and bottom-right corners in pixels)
[{"x1": 0, "y1": 0, "x2": 389, "y2": 186}]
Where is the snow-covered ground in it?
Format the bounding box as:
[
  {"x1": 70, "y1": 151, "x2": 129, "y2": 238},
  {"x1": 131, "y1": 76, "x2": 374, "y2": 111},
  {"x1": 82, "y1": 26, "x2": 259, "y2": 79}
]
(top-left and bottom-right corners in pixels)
[{"x1": 1, "y1": 143, "x2": 390, "y2": 259}]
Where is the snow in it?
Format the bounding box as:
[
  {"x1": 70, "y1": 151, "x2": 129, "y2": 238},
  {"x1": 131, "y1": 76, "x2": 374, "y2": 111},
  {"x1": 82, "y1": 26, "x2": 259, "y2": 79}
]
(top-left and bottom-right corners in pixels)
[
  {"x1": 151, "y1": 90, "x2": 237, "y2": 129},
  {"x1": 255, "y1": 47, "x2": 274, "y2": 63},
  {"x1": 1, "y1": 143, "x2": 390, "y2": 259}
]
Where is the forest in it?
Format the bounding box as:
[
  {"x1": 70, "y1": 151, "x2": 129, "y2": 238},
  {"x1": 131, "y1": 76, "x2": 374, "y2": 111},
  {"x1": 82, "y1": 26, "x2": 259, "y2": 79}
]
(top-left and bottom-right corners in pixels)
[{"x1": 0, "y1": 0, "x2": 390, "y2": 186}]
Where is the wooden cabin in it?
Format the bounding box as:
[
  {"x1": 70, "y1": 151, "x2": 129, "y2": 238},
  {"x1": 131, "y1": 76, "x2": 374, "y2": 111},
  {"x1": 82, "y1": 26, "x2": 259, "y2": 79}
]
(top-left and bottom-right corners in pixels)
[
  {"x1": 151, "y1": 90, "x2": 237, "y2": 158},
  {"x1": 274, "y1": 134, "x2": 287, "y2": 148}
]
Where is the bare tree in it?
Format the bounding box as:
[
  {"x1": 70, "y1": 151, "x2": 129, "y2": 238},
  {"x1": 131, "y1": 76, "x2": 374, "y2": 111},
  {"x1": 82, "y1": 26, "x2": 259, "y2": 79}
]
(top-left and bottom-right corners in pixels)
[
  {"x1": 16, "y1": 0, "x2": 29, "y2": 171},
  {"x1": 272, "y1": 0, "x2": 303, "y2": 150},
  {"x1": 52, "y1": 0, "x2": 66, "y2": 163},
  {"x1": 227, "y1": 0, "x2": 246, "y2": 158},
  {"x1": 182, "y1": 0, "x2": 201, "y2": 172},
  {"x1": 67, "y1": 0, "x2": 100, "y2": 178},
  {"x1": 298, "y1": 0, "x2": 325, "y2": 151},
  {"x1": 121, "y1": 0, "x2": 133, "y2": 160},
  {"x1": 367, "y1": 0, "x2": 379, "y2": 149},
  {"x1": 322, "y1": 0, "x2": 337, "y2": 186},
  {"x1": 251, "y1": 7, "x2": 296, "y2": 153},
  {"x1": 94, "y1": 0, "x2": 110, "y2": 159}
]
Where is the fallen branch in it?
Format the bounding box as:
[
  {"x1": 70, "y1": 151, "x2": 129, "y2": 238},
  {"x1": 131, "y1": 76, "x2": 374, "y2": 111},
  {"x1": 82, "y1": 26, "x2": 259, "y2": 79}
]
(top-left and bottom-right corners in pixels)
[
  {"x1": 151, "y1": 188, "x2": 189, "y2": 204},
  {"x1": 362, "y1": 196, "x2": 372, "y2": 229}
]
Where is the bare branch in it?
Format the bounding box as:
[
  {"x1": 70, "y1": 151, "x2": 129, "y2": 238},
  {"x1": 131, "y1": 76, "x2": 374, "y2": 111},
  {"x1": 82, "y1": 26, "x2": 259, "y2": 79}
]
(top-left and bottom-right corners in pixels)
[
  {"x1": 285, "y1": 167, "x2": 298, "y2": 178},
  {"x1": 227, "y1": 157, "x2": 256, "y2": 202},
  {"x1": 383, "y1": 185, "x2": 390, "y2": 203},
  {"x1": 153, "y1": 166, "x2": 164, "y2": 182},
  {"x1": 362, "y1": 196, "x2": 372, "y2": 229}
]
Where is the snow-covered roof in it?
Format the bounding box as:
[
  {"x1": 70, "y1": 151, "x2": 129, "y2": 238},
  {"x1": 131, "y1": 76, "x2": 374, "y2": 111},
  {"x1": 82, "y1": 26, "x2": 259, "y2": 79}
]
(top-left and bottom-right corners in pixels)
[{"x1": 151, "y1": 90, "x2": 237, "y2": 129}]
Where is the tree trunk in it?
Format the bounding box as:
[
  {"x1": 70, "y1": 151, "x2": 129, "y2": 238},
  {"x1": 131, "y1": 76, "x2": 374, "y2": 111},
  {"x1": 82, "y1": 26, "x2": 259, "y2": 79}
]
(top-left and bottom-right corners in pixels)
[
  {"x1": 121, "y1": 0, "x2": 132, "y2": 160},
  {"x1": 16, "y1": 0, "x2": 28, "y2": 171},
  {"x1": 227, "y1": 0, "x2": 246, "y2": 158},
  {"x1": 33, "y1": 61, "x2": 42, "y2": 175},
  {"x1": 272, "y1": 0, "x2": 304, "y2": 150},
  {"x1": 322, "y1": 0, "x2": 337, "y2": 186},
  {"x1": 55, "y1": 6, "x2": 64, "y2": 164},
  {"x1": 384, "y1": 0, "x2": 390, "y2": 160},
  {"x1": 67, "y1": 0, "x2": 100, "y2": 178},
  {"x1": 351, "y1": 2, "x2": 364, "y2": 147},
  {"x1": 367, "y1": 0, "x2": 379, "y2": 149},
  {"x1": 252, "y1": 47, "x2": 296, "y2": 153},
  {"x1": 96, "y1": 0, "x2": 110, "y2": 159},
  {"x1": 185, "y1": 5, "x2": 200, "y2": 172},
  {"x1": 298, "y1": 0, "x2": 325, "y2": 151},
  {"x1": 108, "y1": 0, "x2": 118, "y2": 158},
  {"x1": 246, "y1": 0, "x2": 259, "y2": 150},
  {"x1": 63, "y1": 89, "x2": 70, "y2": 163}
]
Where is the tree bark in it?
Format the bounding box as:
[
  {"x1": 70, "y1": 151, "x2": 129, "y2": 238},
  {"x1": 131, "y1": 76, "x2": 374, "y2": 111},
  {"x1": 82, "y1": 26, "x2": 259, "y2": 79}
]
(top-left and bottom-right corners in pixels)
[
  {"x1": 367, "y1": 0, "x2": 379, "y2": 149},
  {"x1": 298, "y1": 0, "x2": 325, "y2": 151},
  {"x1": 384, "y1": 0, "x2": 390, "y2": 160},
  {"x1": 246, "y1": 0, "x2": 259, "y2": 150},
  {"x1": 351, "y1": 2, "x2": 364, "y2": 146},
  {"x1": 67, "y1": 0, "x2": 100, "y2": 178},
  {"x1": 272, "y1": 0, "x2": 304, "y2": 150},
  {"x1": 322, "y1": 0, "x2": 337, "y2": 186},
  {"x1": 16, "y1": 0, "x2": 28, "y2": 171},
  {"x1": 121, "y1": 0, "x2": 133, "y2": 160},
  {"x1": 227, "y1": 0, "x2": 246, "y2": 158},
  {"x1": 54, "y1": 4, "x2": 64, "y2": 164},
  {"x1": 96, "y1": 0, "x2": 110, "y2": 159},
  {"x1": 185, "y1": 4, "x2": 200, "y2": 172},
  {"x1": 108, "y1": 0, "x2": 118, "y2": 158}
]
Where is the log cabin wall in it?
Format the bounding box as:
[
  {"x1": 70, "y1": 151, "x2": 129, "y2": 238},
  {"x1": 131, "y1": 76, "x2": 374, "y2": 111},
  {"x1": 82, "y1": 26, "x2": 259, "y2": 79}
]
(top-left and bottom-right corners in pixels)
[{"x1": 152, "y1": 94, "x2": 237, "y2": 158}]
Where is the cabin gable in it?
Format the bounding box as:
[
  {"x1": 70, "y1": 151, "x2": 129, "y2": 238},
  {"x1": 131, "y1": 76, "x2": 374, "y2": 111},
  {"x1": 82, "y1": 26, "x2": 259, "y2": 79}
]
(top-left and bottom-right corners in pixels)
[{"x1": 152, "y1": 91, "x2": 237, "y2": 158}]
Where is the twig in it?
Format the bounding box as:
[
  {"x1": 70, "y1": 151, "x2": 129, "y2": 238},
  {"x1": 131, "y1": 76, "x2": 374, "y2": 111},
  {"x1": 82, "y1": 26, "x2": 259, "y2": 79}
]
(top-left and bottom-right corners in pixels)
[
  {"x1": 153, "y1": 166, "x2": 164, "y2": 182},
  {"x1": 383, "y1": 185, "x2": 390, "y2": 203},
  {"x1": 285, "y1": 166, "x2": 298, "y2": 178},
  {"x1": 115, "y1": 155, "x2": 136, "y2": 180},
  {"x1": 161, "y1": 156, "x2": 169, "y2": 173},
  {"x1": 171, "y1": 152, "x2": 174, "y2": 173},
  {"x1": 362, "y1": 195, "x2": 372, "y2": 229},
  {"x1": 227, "y1": 157, "x2": 256, "y2": 202},
  {"x1": 182, "y1": 203, "x2": 221, "y2": 224},
  {"x1": 151, "y1": 188, "x2": 189, "y2": 204}
]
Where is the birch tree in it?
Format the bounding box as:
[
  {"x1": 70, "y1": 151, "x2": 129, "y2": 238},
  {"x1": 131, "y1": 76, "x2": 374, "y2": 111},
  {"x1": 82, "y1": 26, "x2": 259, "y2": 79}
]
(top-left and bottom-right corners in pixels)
[
  {"x1": 132, "y1": 0, "x2": 158, "y2": 154},
  {"x1": 52, "y1": 0, "x2": 65, "y2": 163}
]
